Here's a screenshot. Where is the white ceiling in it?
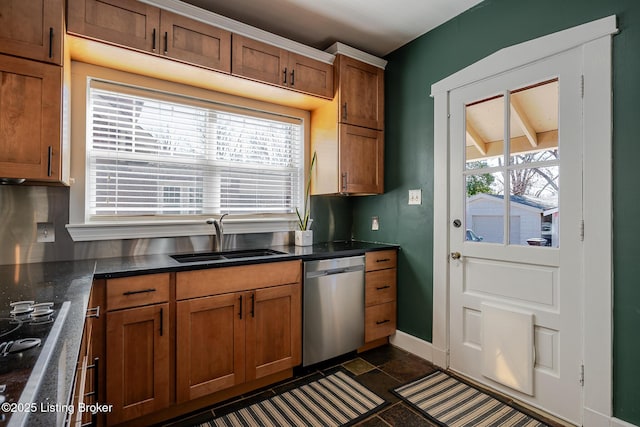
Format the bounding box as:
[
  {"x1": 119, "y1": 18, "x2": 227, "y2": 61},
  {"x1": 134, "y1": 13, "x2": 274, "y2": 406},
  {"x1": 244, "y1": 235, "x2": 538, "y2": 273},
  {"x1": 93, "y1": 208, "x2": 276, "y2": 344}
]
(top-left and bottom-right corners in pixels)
[{"x1": 180, "y1": 0, "x2": 484, "y2": 57}]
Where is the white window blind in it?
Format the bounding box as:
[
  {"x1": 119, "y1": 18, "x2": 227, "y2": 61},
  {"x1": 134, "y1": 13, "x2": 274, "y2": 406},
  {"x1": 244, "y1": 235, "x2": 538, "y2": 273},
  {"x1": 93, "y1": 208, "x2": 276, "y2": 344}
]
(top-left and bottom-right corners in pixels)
[{"x1": 87, "y1": 80, "x2": 303, "y2": 219}]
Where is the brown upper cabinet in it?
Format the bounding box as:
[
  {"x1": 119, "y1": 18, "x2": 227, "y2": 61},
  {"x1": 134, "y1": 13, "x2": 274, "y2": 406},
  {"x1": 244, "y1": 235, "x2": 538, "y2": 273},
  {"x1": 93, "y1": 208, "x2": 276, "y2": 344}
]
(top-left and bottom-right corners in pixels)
[
  {"x1": 311, "y1": 54, "x2": 385, "y2": 195},
  {"x1": 0, "y1": 54, "x2": 63, "y2": 182},
  {"x1": 67, "y1": 0, "x2": 231, "y2": 73},
  {"x1": 232, "y1": 34, "x2": 333, "y2": 99},
  {"x1": 0, "y1": 0, "x2": 64, "y2": 65},
  {"x1": 338, "y1": 55, "x2": 384, "y2": 130}
]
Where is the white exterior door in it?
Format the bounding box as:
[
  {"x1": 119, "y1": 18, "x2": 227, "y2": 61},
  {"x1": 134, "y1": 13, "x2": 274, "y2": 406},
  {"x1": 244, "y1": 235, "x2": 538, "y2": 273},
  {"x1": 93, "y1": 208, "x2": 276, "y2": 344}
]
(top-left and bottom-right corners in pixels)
[{"x1": 448, "y1": 47, "x2": 583, "y2": 424}]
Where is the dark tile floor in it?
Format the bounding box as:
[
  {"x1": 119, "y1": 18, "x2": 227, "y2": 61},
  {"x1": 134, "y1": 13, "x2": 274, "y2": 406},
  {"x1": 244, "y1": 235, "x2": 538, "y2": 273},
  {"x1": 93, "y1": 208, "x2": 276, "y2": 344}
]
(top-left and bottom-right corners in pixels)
[{"x1": 162, "y1": 345, "x2": 565, "y2": 427}]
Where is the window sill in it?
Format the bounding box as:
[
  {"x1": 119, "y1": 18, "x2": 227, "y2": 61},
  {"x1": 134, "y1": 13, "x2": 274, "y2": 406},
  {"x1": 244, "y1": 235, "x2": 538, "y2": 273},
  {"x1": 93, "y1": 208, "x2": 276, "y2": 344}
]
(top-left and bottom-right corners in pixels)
[{"x1": 66, "y1": 216, "x2": 299, "y2": 242}]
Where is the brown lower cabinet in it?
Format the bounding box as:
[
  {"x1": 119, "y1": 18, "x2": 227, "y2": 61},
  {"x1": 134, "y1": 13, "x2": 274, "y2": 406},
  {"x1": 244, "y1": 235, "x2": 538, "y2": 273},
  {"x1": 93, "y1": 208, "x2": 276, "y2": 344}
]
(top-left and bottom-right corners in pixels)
[
  {"x1": 361, "y1": 250, "x2": 398, "y2": 349},
  {"x1": 106, "y1": 303, "x2": 170, "y2": 424},
  {"x1": 82, "y1": 261, "x2": 301, "y2": 426},
  {"x1": 176, "y1": 282, "x2": 301, "y2": 403}
]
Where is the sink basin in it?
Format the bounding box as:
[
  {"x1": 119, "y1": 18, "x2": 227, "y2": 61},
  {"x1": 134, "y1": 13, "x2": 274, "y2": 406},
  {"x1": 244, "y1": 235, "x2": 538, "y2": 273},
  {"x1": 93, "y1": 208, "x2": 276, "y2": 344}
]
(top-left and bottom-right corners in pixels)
[{"x1": 171, "y1": 249, "x2": 287, "y2": 263}]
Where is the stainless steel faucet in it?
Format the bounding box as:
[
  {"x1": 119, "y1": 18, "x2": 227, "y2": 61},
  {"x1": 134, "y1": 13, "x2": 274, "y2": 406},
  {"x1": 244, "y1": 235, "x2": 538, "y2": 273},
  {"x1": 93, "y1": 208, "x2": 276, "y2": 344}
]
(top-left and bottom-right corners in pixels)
[{"x1": 206, "y1": 213, "x2": 228, "y2": 251}]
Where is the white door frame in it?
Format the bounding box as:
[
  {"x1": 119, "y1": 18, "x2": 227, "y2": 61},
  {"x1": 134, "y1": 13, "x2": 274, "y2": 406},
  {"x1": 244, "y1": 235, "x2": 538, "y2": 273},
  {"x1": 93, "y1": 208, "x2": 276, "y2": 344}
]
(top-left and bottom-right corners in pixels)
[{"x1": 431, "y1": 16, "x2": 616, "y2": 426}]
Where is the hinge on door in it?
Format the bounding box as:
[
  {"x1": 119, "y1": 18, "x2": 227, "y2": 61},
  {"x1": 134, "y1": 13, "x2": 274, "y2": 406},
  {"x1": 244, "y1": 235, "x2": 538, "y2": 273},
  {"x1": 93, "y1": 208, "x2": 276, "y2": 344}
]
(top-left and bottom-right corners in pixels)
[
  {"x1": 580, "y1": 219, "x2": 585, "y2": 241},
  {"x1": 579, "y1": 364, "x2": 585, "y2": 386},
  {"x1": 581, "y1": 75, "x2": 585, "y2": 98}
]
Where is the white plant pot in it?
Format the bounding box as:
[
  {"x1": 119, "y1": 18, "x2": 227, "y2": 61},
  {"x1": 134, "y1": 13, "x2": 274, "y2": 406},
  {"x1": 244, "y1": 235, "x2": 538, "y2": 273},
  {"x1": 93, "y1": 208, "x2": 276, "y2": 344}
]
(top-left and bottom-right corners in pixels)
[{"x1": 294, "y1": 230, "x2": 313, "y2": 246}]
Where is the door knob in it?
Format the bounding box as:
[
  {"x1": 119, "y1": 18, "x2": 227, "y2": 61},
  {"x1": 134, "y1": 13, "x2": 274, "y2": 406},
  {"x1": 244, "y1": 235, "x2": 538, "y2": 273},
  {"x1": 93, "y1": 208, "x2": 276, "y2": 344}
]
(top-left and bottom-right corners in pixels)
[{"x1": 450, "y1": 252, "x2": 462, "y2": 260}]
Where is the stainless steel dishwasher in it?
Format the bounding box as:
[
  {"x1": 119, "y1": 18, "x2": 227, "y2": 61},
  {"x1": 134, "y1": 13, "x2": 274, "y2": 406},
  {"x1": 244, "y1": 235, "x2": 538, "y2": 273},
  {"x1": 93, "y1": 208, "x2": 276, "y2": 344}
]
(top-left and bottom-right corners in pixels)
[{"x1": 303, "y1": 255, "x2": 365, "y2": 366}]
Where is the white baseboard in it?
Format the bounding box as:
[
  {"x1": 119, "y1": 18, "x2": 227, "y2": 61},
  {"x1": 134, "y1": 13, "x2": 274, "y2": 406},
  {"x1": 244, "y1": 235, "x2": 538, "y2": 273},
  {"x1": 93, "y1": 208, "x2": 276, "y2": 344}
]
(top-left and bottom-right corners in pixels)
[
  {"x1": 612, "y1": 417, "x2": 639, "y2": 427},
  {"x1": 389, "y1": 330, "x2": 433, "y2": 362}
]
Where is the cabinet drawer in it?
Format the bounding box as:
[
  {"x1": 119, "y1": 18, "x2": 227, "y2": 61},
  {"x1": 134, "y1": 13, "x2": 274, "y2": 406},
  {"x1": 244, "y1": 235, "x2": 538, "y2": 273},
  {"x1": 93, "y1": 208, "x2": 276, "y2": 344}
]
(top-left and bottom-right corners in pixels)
[
  {"x1": 365, "y1": 269, "x2": 396, "y2": 306},
  {"x1": 106, "y1": 273, "x2": 170, "y2": 311},
  {"x1": 176, "y1": 260, "x2": 301, "y2": 300},
  {"x1": 365, "y1": 249, "x2": 397, "y2": 272},
  {"x1": 365, "y1": 302, "x2": 396, "y2": 342}
]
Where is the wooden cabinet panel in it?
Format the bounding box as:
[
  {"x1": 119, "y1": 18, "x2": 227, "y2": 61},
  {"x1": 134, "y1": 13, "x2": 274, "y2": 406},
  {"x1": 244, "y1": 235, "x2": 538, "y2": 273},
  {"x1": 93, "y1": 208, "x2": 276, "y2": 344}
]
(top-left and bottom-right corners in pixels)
[
  {"x1": 160, "y1": 10, "x2": 231, "y2": 72},
  {"x1": 231, "y1": 34, "x2": 287, "y2": 86},
  {"x1": 67, "y1": 0, "x2": 159, "y2": 52},
  {"x1": 363, "y1": 249, "x2": 397, "y2": 347},
  {"x1": 365, "y1": 249, "x2": 397, "y2": 272},
  {"x1": 106, "y1": 303, "x2": 170, "y2": 424},
  {"x1": 339, "y1": 124, "x2": 384, "y2": 194},
  {"x1": 106, "y1": 273, "x2": 170, "y2": 310},
  {"x1": 365, "y1": 302, "x2": 397, "y2": 342},
  {"x1": 176, "y1": 294, "x2": 245, "y2": 402},
  {"x1": 0, "y1": 0, "x2": 63, "y2": 64},
  {"x1": 0, "y1": 54, "x2": 61, "y2": 181},
  {"x1": 339, "y1": 55, "x2": 384, "y2": 130},
  {"x1": 287, "y1": 53, "x2": 333, "y2": 98},
  {"x1": 232, "y1": 35, "x2": 333, "y2": 98},
  {"x1": 246, "y1": 283, "x2": 301, "y2": 381},
  {"x1": 365, "y1": 269, "x2": 396, "y2": 307},
  {"x1": 176, "y1": 260, "x2": 301, "y2": 300}
]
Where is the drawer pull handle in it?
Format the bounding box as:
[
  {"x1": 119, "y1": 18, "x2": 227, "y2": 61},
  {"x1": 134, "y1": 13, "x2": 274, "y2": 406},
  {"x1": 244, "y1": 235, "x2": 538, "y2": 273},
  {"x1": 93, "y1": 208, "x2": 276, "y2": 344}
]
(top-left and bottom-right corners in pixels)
[
  {"x1": 152, "y1": 28, "x2": 157, "y2": 52},
  {"x1": 376, "y1": 285, "x2": 391, "y2": 290},
  {"x1": 47, "y1": 146, "x2": 53, "y2": 177},
  {"x1": 122, "y1": 288, "x2": 156, "y2": 296},
  {"x1": 283, "y1": 67, "x2": 287, "y2": 84},
  {"x1": 85, "y1": 357, "x2": 99, "y2": 399},
  {"x1": 239, "y1": 295, "x2": 243, "y2": 319},
  {"x1": 376, "y1": 319, "x2": 390, "y2": 325},
  {"x1": 164, "y1": 31, "x2": 168, "y2": 54},
  {"x1": 159, "y1": 307, "x2": 164, "y2": 336},
  {"x1": 290, "y1": 69, "x2": 295, "y2": 86},
  {"x1": 376, "y1": 258, "x2": 391, "y2": 263},
  {"x1": 49, "y1": 27, "x2": 54, "y2": 58},
  {"x1": 86, "y1": 306, "x2": 100, "y2": 319}
]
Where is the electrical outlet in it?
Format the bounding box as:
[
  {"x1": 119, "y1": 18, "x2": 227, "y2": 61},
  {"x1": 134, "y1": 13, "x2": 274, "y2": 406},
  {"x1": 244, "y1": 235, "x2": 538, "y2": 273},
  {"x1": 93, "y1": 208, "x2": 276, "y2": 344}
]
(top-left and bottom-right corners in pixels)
[
  {"x1": 408, "y1": 189, "x2": 422, "y2": 205},
  {"x1": 36, "y1": 222, "x2": 55, "y2": 243},
  {"x1": 371, "y1": 216, "x2": 379, "y2": 231}
]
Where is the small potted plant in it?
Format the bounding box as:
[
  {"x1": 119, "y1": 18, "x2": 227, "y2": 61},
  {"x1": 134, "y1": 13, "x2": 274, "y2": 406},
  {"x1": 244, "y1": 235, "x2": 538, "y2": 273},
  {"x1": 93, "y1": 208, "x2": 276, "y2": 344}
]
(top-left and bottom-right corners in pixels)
[{"x1": 295, "y1": 152, "x2": 316, "y2": 246}]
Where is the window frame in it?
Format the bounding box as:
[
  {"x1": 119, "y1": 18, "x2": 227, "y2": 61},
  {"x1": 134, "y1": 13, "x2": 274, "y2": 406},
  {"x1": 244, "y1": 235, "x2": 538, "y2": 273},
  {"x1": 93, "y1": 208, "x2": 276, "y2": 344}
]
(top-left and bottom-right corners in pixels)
[{"x1": 67, "y1": 62, "x2": 310, "y2": 242}]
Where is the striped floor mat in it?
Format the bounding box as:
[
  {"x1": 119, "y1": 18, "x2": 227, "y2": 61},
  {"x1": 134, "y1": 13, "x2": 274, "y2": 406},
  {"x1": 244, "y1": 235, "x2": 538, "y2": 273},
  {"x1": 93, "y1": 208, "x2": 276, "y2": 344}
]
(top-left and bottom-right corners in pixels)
[
  {"x1": 393, "y1": 371, "x2": 549, "y2": 427},
  {"x1": 206, "y1": 370, "x2": 385, "y2": 427}
]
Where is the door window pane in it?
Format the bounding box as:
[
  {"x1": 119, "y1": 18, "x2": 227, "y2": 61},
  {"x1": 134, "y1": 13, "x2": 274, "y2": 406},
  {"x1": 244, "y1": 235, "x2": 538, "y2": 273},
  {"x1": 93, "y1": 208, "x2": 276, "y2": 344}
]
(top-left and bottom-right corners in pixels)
[
  {"x1": 465, "y1": 172, "x2": 504, "y2": 244},
  {"x1": 508, "y1": 79, "x2": 559, "y2": 247},
  {"x1": 465, "y1": 95, "x2": 504, "y2": 169}
]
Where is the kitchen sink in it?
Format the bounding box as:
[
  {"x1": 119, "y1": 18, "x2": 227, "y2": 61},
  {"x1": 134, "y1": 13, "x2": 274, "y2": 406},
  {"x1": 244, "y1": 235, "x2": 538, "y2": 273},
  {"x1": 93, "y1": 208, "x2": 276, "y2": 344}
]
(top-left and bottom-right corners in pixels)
[{"x1": 171, "y1": 249, "x2": 287, "y2": 263}]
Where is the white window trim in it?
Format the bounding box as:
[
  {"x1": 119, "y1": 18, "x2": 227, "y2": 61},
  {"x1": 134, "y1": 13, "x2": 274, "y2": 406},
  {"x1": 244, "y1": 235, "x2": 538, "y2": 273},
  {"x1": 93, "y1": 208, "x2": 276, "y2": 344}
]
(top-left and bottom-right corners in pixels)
[
  {"x1": 431, "y1": 15, "x2": 616, "y2": 425},
  {"x1": 67, "y1": 62, "x2": 310, "y2": 242}
]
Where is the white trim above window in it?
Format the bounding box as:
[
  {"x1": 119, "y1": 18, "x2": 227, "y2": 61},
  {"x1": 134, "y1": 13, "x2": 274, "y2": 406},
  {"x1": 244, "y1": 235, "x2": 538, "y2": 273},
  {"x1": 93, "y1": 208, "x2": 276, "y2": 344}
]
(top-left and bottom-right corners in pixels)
[{"x1": 68, "y1": 62, "x2": 310, "y2": 241}]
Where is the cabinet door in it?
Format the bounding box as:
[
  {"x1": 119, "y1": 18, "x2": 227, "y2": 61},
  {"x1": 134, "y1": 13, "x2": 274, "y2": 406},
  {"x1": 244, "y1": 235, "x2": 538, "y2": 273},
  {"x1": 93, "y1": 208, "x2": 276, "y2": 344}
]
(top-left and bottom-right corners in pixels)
[
  {"x1": 246, "y1": 283, "x2": 301, "y2": 381},
  {"x1": 176, "y1": 293, "x2": 245, "y2": 402},
  {"x1": 160, "y1": 11, "x2": 231, "y2": 73},
  {"x1": 339, "y1": 124, "x2": 384, "y2": 194},
  {"x1": 106, "y1": 303, "x2": 170, "y2": 424},
  {"x1": 287, "y1": 53, "x2": 333, "y2": 99},
  {"x1": 232, "y1": 34, "x2": 287, "y2": 87},
  {"x1": 0, "y1": 0, "x2": 63, "y2": 64},
  {"x1": 0, "y1": 54, "x2": 61, "y2": 181},
  {"x1": 67, "y1": 0, "x2": 159, "y2": 53},
  {"x1": 339, "y1": 55, "x2": 384, "y2": 130}
]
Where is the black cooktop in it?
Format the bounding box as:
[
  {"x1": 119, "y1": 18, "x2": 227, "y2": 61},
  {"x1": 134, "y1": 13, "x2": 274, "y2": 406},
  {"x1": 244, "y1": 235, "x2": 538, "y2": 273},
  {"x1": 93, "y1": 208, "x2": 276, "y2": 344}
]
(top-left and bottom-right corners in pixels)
[{"x1": 0, "y1": 301, "x2": 69, "y2": 426}]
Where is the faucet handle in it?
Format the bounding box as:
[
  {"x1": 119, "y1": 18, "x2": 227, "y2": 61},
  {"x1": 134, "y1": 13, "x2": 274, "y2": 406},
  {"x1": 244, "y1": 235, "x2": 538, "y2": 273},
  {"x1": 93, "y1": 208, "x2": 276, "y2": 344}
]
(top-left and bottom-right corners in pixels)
[{"x1": 206, "y1": 218, "x2": 216, "y2": 225}]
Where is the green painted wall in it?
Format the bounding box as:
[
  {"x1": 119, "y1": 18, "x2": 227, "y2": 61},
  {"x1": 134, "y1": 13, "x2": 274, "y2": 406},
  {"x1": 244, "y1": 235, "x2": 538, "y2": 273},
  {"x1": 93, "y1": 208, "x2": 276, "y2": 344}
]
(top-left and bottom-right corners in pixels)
[{"x1": 352, "y1": 0, "x2": 640, "y2": 422}]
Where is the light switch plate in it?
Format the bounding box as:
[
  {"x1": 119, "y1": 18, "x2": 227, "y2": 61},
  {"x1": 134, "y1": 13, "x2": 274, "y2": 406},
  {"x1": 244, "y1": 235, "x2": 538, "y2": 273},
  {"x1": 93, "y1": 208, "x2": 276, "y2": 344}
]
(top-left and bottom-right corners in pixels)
[
  {"x1": 36, "y1": 222, "x2": 55, "y2": 243},
  {"x1": 371, "y1": 216, "x2": 379, "y2": 231},
  {"x1": 409, "y1": 189, "x2": 422, "y2": 205}
]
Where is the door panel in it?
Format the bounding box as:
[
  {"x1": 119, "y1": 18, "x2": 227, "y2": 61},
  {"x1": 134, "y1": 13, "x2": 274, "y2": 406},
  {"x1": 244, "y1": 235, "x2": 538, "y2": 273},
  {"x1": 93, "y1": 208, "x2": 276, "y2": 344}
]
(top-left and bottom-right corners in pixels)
[
  {"x1": 176, "y1": 293, "x2": 245, "y2": 402},
  {"x1": 449, "y1": 48, "x2": 582, "y2": 423}
]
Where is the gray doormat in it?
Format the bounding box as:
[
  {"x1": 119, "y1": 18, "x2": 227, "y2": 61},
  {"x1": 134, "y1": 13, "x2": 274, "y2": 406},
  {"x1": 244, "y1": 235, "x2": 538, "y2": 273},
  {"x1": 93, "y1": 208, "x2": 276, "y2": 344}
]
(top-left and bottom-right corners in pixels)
[
  {"x1": 393, "y1": 371, "x2": 550, "y2": 427},
  {"x1": 205, "y1": 370, "x2": 386, "y2": 426}
]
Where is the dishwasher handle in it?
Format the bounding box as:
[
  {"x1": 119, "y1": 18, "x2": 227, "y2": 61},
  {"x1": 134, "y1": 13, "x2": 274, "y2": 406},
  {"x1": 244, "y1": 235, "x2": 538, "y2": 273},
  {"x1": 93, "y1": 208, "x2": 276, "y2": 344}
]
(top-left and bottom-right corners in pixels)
[{"x1": 306, "y1": 265, "x2": 364, "y2": 279}]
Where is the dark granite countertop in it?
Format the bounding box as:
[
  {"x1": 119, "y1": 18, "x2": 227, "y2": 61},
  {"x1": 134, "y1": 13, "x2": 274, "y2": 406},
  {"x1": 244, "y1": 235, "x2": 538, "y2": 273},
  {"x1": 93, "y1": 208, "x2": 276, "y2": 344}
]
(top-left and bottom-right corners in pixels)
[{"x1": 0, "y1": 241, "x2": 397, "y2": 426}]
